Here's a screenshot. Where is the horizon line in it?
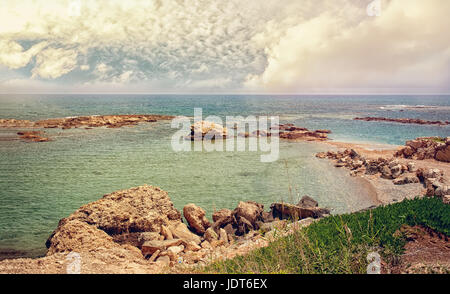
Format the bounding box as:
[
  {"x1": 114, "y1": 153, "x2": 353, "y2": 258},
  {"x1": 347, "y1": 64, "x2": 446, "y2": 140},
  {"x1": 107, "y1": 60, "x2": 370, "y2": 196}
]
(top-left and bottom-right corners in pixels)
[{"x1": 0, "y1": 92, "x2": 449, "y2": 96}]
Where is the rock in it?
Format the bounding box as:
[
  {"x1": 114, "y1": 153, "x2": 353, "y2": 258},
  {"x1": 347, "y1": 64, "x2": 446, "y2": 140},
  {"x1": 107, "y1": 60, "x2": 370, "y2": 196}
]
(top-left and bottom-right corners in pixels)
[
  {"x1": 423, "y1": 169, "x2": 443, "y2": 179},
  {"x1": 160, "y1": 225, "x2": 173, "y2": 240},
  {"x1": 219, "y1": 228, "x2": 228, "y2": 244},
  {"x1": 435, "y1": 143, "x2": 450, "y2": 162},
  {"x1": 148, "y1": 249, "x2": 160, "y2": 261},
  {"x1": 186, "y1": 121, "x2": 228, "y2": 141},
  {"x1": 167, "y1": 245, "x2": 184, "y2": 255},
  {"x1": 297, "y1": 195, "x2": 318, "y2": 208},
  {"x1": 259, "y1": 220, "x2": 287, "y2": 233},
  {"x1": 393, "y1": 175, "x2": 420, "y2": 185},
  {"x1": 236, "y1": 216, "x2": 254, "y2": 235},
  {"x1": 407, "y1": 162, "x2": 416, "y2": 172},
  {"x1": 223, "y1": 223, "x2": 237, "y2": 237},
  {"x1": 183, "y1": 204, "x2": 211, "y2": 235},
  {"x1": 380, "y1": 165, "x2": 392, "y2": 179},
  {"x1": 184, "y1": 241, "x2": 201, "y2": 252},
  {"x1": 261, "y1": 211, "x2": 275, "y2": 223},
  {"x1": 47, "y1": 185, "x2": 181, "y2": 238},
  {"x1": 270, "y1": 203, "x2": 329, "y2": 221},
  {"x1": 233, "y1": 201, "x2": 264, "y2": 227},
  {"x1": 354, "y1": 117, "x2": 449, "y2": 126},
  {"x1": 45, "y1": 220, "x2": 119, "y2": 255},
  {"x1": 141, "y1": 239, "x2": 183, "y2": 256},
  {"x1": 169, "y1": 222, "x2": 201, "y2": 245},
  {"x1": 204, "y1": 227, "x2": 218, "y2": 242},
  {"x1": 137, "y1": 232, "x2": 161, "y2": 248},
  {"x1": 210, "y1": 240, "x2": 226, "y2": 248},
  {"x1": 212, "y1": 209, "x2": 233, "y2": 223},
  {"x1": 388, "y1": 159, "x2": 400, "y2": 168},
  {"x1": 390, "y1": 164, "x2": 403, "y2": 179},
  {"x1": 45, "y1": 185, "x2": 184, "y2": 256},
  {"x1": 435, "y1": 186, "x2": 450, "y2": 198},
  {"x1": 402, "y1": 146, "x2": 415, "y2": 157},
  {"x1": 200, "y1": 240, "x2": 212, "y2": 250},
  {"x1": 443, "y1": 195, "x2": 450, "y2": 205},
  {"x1": 395, "y1": 137, "x2": 450, "y2": 163},
  {"x1": 212, "y1": 208, "x2": 234, "y2": 231},
  {"x1": 278, "y1": 124, "x2": 329, "y2": 141},
  {"x1": 406, "y1": 140, "x2": 425, "y2": 150},
  {"x1": 155, "y1": 255, "x2": 170, "y2": 267},
  {"x1": 316, "y1": 129, "x2": 332, "y2": 134}
]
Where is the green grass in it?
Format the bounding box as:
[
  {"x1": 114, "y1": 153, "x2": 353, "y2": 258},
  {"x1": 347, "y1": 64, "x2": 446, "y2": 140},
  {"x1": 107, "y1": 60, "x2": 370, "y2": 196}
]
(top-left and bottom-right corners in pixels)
[
  {"x1": 429, "y1": 137, "x2": 446, "y2": 144},
  {"x1": 202, "y1": 197, "x2": 450, "y2": 274}
]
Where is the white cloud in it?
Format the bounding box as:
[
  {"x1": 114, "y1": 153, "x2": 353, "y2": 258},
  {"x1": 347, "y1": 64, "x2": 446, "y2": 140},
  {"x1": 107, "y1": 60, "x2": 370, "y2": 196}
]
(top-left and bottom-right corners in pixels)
[
  {"x1": 0, "y1": 0, "x2": 448, "y2": 93},
  {"x1": 245, "y1": 0, "x2": 450, "y2": 93},
  {"x1": 0, "y1": 40, "x2": 48, "y2": 69},
  {"x1": 31, "y1": 48, "x2": 78, "y2": 79}
]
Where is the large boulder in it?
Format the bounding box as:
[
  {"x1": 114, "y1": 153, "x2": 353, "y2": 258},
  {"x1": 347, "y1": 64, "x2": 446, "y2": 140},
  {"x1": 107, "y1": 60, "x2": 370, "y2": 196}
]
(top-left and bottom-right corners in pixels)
[
  {"x1": 297, "y1": 196, "x2": 318, "y2": 208},
  {"x1": 49, "y1": 185, "x2": 181, "y2": 237},
  {"x1": 186, "y1": 121, "x2": 227, "y2": 141},
  {"x1": 233, "y1": 201, "x2": 264, "y2": 226},
  {"x1": 270, "y1": 203, "x2": 329, "y2": 220},
  {"x1": 45, "y1": 220, "x2": 120, "y2": 255},
  {"x1": 46, "y1": 185, "x2": 185, "y2": 254},
  {"x1": 183, "y1": 204, "x2": 211, "y2": 235}
]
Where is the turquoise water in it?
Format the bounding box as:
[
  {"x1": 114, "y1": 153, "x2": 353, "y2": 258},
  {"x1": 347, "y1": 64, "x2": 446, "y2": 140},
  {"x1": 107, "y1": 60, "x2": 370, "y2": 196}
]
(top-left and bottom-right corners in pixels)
[{"x1": 0, "y1": 94, "x2": 449, "y2": 258}]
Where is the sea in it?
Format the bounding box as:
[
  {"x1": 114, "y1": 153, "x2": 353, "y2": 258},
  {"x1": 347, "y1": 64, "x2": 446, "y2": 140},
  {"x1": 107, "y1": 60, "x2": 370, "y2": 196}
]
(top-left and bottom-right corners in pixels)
[{"x1": 0, "y1": 94, "x2": 449, "y2": 259}]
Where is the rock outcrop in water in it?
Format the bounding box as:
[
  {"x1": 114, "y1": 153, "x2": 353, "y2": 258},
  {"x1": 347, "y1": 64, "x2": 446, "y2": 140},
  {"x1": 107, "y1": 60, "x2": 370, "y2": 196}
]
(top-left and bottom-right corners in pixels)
[
  {"x1": 17, "y1": 131, "x2": 50, "y2": 142},
  {"x1": 278, "y1": 124, "x2": 330, "y2": 141},
  {"x1": 0, "y1": 115, "x2": 174, "y2": 142},
  {"x1": 395, "y1": 137, "x2": 450, "y2": 163},
  {"x1": 185, "y1": 121, "x2": 228, "y2": 141},
  {"x1": 1, "y1": 115, "x2": 174, "y2": 129},
  {"x1": 354, "y1": 117, "x2": 449, "y2": 126}
]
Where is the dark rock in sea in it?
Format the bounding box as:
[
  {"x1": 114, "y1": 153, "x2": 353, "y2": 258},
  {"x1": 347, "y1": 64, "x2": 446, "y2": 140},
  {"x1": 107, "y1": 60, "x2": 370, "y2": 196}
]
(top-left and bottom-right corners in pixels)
[{"x1": 354, "y1": 117, "x2": 449, "y2": 126}]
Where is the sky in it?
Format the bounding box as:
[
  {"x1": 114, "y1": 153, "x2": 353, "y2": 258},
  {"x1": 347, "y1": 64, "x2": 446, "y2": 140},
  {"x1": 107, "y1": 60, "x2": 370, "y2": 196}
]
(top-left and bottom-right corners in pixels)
[{"x1": 0, "y1": 0, "x2": 449, "y2": 94}]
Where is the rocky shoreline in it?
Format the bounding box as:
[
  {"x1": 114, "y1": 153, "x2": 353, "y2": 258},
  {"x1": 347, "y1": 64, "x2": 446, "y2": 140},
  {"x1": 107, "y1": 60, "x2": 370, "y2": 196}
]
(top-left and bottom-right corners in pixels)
[
  {"x1": 0, "y1": 185, "x2": 330, "y2": 273},
  {"x1": 316, "y1": 138, "x2": 450, "y2": 205},
  {"x1": 354, "y1": 117, "x2": 449, "y2": 126}
]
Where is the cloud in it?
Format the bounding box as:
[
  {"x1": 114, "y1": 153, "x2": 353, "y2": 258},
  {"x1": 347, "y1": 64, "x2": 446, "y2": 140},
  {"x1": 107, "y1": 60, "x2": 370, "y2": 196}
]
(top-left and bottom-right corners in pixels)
[
  {"x1": 245, "y1": 0, "x2": 450, "y2": 93},
  {"x1": 0, "y1": 0, "x2": 448, "y2": 93},
  {"x1": 31, "y1": 48, "x2": 78, "y2": 79},
  {"x1": 0, "y1": 40, "x2": 48, "y2": 69}
]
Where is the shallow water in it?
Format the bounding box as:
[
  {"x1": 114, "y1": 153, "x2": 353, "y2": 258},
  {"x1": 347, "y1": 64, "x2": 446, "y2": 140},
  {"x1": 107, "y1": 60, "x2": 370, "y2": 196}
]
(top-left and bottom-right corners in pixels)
[{"x1": 0, "y1": 94, "x2": 448, "y2": 257}]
